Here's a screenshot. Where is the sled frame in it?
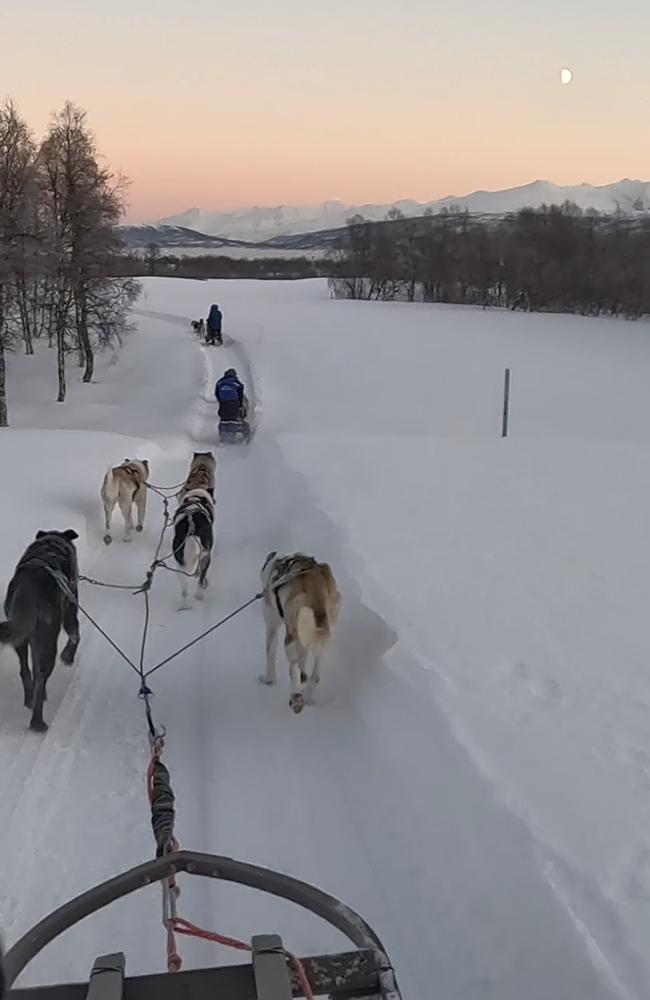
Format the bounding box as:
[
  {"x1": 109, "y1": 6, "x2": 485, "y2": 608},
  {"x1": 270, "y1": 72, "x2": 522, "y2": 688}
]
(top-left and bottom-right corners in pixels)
[
  {"x1": 5, "y1": 851, "x2": 401, "y2": 1000},
  {"x1": 218, "y1": 419, "x2": 250, "y2": 444}
]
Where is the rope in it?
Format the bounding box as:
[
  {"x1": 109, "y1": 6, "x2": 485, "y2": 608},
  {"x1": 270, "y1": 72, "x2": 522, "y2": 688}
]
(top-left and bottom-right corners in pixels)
[
  {"x1": 146, "y1": 735, "x2": 182, "y2": 971},
  {"x1": 31, "y1": 564, "x2": 142, "y2": 679},
  {"x1": 30, "y1": 521, "x2": 262, "y2": 697},
  {"x1": 143, "y1": 593, "x2": 263, "y2": 681},
  {"x1": 169, "y1": 917, "x2": 315, "y2": 999},
  {"x1": 155, "y1": 558, "x2": 199, "y2": 580},
  {"x1": 74, "y1": 600, "x2": 142, "y2": 679},
  {"x1": 42, "y1": 563, "x2": 261, "y2": 691},
  {"x1": 146, "y1": 480, "x2": 185, "y2": 499},
  {"x1": 147, "y1": 755, "x2": 176, "y2": 857},
  {"x1": 136, "y1": 493, "x2": 174, "y2": 731},
  {"x1": 79, "y1": 573, "x2": 141, "y2": 591}
]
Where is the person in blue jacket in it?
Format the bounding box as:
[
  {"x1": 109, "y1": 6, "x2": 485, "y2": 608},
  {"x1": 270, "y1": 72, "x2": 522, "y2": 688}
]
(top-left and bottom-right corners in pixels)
[
  {"x1": 215, "y1": 368, "x2": 246, "y2": 421},
  {"x1": 206, "y1": 304, "x2": 223, "y2": 345}
]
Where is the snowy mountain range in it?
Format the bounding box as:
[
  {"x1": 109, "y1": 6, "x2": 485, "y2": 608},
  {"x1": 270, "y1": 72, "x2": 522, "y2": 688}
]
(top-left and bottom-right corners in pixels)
[{"x1": 156, "y1": 178, "x2": 650, "y2": 242}]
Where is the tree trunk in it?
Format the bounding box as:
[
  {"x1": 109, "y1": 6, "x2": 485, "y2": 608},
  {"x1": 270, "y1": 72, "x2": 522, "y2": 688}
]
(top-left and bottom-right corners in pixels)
[
  {"x1": 77, "y1": 284, "x2": 94, "y2": 382},
  {"x1": 75, "y1": 296, "x2": 84, "y2": 367},
  {"x1": 55, "y1": 287, "x2": 68, "y2": 402},
  {"x1": 56, "y1": 314, "x2": 66, "y2": 401},
  {"x1": 37, "y1": 280, "x2": 50, "y2": 340},
  {"x1": 17, "y1": 277, "x2": 34, "y2": 355},
  {"x1": 0, "y1": 337, "x2": 7, "y2": 427},
  {"x1": 0, "y1": 295, "x2": 8, "y2": 427}
]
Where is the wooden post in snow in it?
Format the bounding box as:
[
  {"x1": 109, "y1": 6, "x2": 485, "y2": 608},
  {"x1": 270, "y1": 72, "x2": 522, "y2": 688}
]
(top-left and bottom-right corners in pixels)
[{"x1": 502, "y1": 368, "x2": 511, "y2": 438}]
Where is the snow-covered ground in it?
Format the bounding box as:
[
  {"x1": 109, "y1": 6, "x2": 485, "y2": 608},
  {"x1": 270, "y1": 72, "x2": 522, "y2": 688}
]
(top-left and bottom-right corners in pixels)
[
  {"x1": 2, "y1": 278, "x2": 650, "y2": 999},
  {"x1": 127, "y1": 243, "x2": 328, "y2": 260}
]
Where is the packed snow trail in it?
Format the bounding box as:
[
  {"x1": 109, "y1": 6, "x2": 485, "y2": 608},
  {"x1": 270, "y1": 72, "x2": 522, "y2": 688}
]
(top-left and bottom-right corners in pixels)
[{"x1": 0, "y1": 307, "x2": 623, "y2": 999}]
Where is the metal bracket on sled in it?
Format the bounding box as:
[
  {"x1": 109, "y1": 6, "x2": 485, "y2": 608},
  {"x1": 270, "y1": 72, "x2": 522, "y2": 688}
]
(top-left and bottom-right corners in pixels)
[
  {"x1": 252, "y1": 935, "x2": 294, "y2": 1000},
  {"x1": 85, "y1": 954, "x2": 125, "y2": 1000}
]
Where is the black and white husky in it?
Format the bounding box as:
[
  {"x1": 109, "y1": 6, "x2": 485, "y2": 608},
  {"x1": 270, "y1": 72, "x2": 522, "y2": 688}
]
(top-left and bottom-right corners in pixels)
[{"x1": 172, "y1": 488, "x2": 214, "y2": 610}]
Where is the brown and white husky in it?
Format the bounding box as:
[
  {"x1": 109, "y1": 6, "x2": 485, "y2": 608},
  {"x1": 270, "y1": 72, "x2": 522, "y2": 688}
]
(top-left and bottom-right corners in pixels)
[
  {"x1": 259, "y1": 551, "x2": 341, "y2": 713},
  {"x1": 101, "y1": 459, "x2": 149, "y2": 544}
]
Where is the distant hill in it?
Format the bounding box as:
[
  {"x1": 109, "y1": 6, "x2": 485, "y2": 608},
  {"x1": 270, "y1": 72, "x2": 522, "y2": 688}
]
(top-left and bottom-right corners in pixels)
[{"x1": 154, "y1": 178, "x2": 650, "y2": 243}]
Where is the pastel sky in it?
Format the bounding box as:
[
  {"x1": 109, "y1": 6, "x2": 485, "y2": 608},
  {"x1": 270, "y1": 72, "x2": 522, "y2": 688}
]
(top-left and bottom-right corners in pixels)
[{"x1": 3, "y1": 0, "x2": 649, "y2": 221}]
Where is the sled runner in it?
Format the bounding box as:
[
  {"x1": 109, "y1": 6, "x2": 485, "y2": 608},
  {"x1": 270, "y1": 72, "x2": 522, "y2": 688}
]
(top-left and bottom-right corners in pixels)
[
  {"x1": 218, "y1": 418, "x2": 251, "y2": 444},
  {"x1": 3, "y1": 851, "x2": 401, "y2": 999}
]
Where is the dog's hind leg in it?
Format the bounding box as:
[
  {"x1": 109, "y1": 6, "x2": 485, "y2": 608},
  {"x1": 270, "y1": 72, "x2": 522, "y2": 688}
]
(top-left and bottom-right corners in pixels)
[
  {"x1": 259, "y1": 608, "x2": 279, "y2": 686},
  {"x1": 286, "y1": 635, "x2": 306, "y2": 714},
  {"x1": 29, "y1": 629, "x2": 57, "y2": 732},
  {"x1": 118, "y1": 490, "x2": 135, "y2": 542},
  {"x1": 60, "y1": 598, "x2": 80, "y2": 665},
  {"x1": 304, "y1": 653, "x2": 321, "y2": 705},
  {"x1": 134, "y1": 486, "x2": 147, "y2": 534},
  {"x1": 102, "y1": 495, "x2": 117, "y2": 545},
  {"x1": 196, "y1": 553, "x2": 211, "y2": 600},
  {"x1": 16, "y1": 642, "x2": 33, "y2": 708},
  {"x1": 178, "y1": 574, "x2": 191, "y2": 612}
]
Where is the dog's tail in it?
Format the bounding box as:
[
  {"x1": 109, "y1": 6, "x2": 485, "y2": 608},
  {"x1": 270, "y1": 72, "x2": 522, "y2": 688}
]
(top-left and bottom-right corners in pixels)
[
  {"x1": 183, "y1": 536, "x2": 203, "y2": 576},
  {"x1": 0, "y1": 593, "x2": 37, "y2": 647},
  {"x1": 101, "y1": 464, "x2": 117, "y2": 500},
  {"x1": 297, "y1": 603, "x2": 330, "y2": 650}
]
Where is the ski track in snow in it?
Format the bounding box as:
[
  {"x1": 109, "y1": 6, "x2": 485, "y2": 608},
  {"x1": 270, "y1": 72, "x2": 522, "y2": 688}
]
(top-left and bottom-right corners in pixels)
[{"x1": 0, "y1": 291, "x2": 641, "y2": 999}]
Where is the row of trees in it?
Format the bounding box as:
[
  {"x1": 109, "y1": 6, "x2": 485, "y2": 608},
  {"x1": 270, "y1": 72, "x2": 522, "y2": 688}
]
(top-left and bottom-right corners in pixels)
[
  {"x1": 329, "y1": 205, "x2": 650, "y2": 319},
  {"x1": 114, "y1": 248, "x2": 328, "y2": 281},
  {"x1": 0, "y1": 100, "x2": 138, "y2": 426}
]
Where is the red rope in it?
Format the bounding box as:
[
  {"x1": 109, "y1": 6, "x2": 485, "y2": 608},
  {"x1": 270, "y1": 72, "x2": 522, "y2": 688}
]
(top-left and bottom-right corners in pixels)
[
  {"x1": 170, "y1": 916, "x2": 315, "y2": 1000},
  {"x1": 166, "y1": 922, "x2": 182, "y2": 973},
  {"x1": 146, "y1": 755, "x2": 312, "y2": 995}
]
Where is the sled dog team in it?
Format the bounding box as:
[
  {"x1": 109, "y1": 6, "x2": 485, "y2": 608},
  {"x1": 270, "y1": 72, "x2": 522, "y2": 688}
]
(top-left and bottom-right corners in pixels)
[{"x1": 0, "y1": 453, "x2": 341, "y2": 731}]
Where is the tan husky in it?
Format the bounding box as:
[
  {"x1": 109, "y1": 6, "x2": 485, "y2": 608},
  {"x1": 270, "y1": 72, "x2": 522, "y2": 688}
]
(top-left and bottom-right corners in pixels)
[
  {"x1": 179, "y1": 451, "x2": 216, "y2": 501},
  {"x1": 101, "y1": 459, "x2": 149, "y2": 544},
  {"x1": 259, "y1": 551, "x2": 341, "y2": 713}
]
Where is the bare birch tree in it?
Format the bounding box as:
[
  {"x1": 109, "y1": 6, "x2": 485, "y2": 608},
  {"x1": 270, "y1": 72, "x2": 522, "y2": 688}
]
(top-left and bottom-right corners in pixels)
[
  {"x1": 39, "y1": 102, "x2": 127, "y2": 398},
  {"x1": 0, "y1": 100, "x2": 37, "y2": 425}
]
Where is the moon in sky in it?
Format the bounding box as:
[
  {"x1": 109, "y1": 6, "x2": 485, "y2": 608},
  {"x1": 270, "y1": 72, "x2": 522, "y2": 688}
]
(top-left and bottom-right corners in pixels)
[{"x1": 560, "y1": 67, "x2": 573, "y2": 85}]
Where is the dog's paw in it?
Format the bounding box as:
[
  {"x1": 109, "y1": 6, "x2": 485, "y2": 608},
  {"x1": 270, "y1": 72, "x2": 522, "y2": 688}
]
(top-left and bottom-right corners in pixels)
[
  {"x1": 60, "y1": 648, "x2": 75, "y2": 665},
  {"x1": 135, "y1": 525, "x2": 144, "y2": 533},
  {"x1": 23, "y1": 694, "x2": 33, "y2": 709},
  {"x1": 103, "y1": 534, "x2": 113, "y2": 546},
  {"x1": 290, "y1": 693, "x2": 305, "y2": 714},
  {"x1": 29, "y1": 718, "x2": 48, "y2": 734},
  {"x1": 258, "y1": 674, "x2": 275, "y2": 686}
]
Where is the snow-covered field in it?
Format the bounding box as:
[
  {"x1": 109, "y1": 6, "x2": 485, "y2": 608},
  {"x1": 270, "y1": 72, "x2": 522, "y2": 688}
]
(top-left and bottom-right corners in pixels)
[
  {"x1": 3, "y1": 278, "x2": 650, "y2": 999},
  {"x1": 129, "y1": 243, "x2": 328, "y2": 260}
]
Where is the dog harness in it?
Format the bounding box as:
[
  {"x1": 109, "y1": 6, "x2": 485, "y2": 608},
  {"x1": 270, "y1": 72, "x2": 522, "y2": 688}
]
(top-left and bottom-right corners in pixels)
[{"x1": 269, "y1": 556, "x2": 318, "y2": 620}]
